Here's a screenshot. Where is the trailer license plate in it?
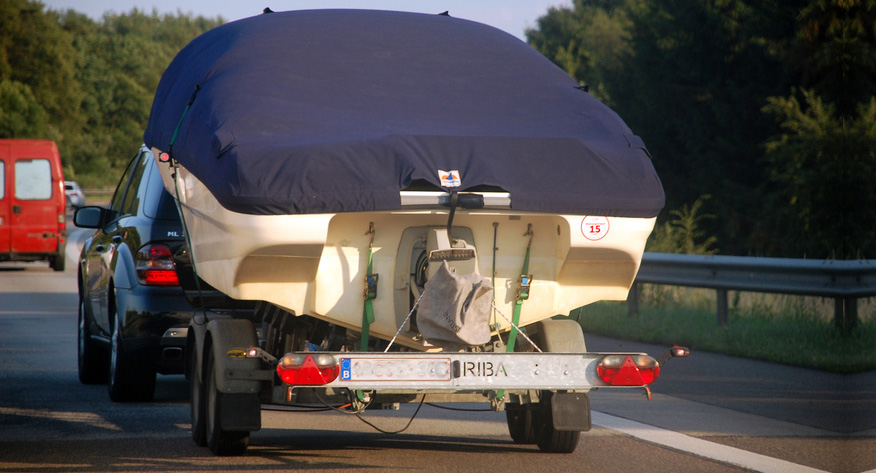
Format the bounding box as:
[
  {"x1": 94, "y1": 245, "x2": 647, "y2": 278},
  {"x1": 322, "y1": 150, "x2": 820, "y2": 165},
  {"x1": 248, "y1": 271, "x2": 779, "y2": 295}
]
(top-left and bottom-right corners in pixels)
[{"x1": 340, "y1": 357, "x2": 452, "y2": 382}]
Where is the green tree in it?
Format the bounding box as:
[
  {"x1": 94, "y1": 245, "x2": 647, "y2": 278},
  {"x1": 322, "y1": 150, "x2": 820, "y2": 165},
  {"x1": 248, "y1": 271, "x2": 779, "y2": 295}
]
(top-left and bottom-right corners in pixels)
[
  {"x1": 646, "y1": 195, "x2": 718, "y2": 255},
  {"x1": 527, "y1": 0, "x2": 808, "y2": 256},
  {"x1": 526, "y1": 0, "x2": 634, "y2": 104},
  {"x1": 794, "y1": 0, "x2": 876, "y2": 116},
  {"x1": 0, "y1": 79, "x2": 47, "y2": 137},
  {"x1": 760, "y1": 90, "x2": 876, "y2": 258},
  {"x1": 0, "y1": 2, "x2": 221, "y2": 185},
  {"x1": 0, "y1": 1, "x2": 81, "y2": 135}
]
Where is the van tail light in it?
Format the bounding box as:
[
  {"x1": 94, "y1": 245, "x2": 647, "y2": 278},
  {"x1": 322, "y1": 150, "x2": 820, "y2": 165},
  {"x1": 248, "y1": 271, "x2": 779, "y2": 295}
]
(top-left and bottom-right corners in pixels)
[
  {"x1": 136, "y1": 243, "x2": 179, "y2": 286},
  {"x1": 277, "y1": 353, "x2": 340, "y2": 385},
  {"x1": 597, "y1": 355, "x2": 660, "y2": 386}
]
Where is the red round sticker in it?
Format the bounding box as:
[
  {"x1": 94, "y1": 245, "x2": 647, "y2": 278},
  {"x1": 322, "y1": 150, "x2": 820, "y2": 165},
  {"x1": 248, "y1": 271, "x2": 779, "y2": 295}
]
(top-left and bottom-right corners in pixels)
[{"x1": 581, "y1": 216, "x2": 609, "y2": 241}]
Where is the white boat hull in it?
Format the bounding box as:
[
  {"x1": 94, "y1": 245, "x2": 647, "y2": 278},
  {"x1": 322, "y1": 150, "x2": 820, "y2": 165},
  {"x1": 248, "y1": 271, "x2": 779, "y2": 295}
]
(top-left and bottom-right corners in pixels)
[{"x1": 153, "y1": 149, "x2": 654, "y2": 350}]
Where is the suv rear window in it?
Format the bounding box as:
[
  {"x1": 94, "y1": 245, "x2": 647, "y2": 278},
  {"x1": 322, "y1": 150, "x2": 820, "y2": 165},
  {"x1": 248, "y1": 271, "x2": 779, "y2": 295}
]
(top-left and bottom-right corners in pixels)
[
  {"x1": 140, "y1": 157, "x2": 180, "y2": 221},
  {"x1": 155, "y1": 187, "x2": 180, "y2": 220}
]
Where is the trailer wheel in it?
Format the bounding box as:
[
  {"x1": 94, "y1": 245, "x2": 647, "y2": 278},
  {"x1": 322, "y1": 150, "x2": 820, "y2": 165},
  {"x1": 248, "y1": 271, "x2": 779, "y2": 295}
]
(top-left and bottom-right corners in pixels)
[
  {"x1": 533, "y1": 391, "x2": 580, "y2": 454},
  {"x1": 78, "y1": 299, "x2": 107, "y2": 384},
  {"x1": 108, "y1": 309, "x2": 156, "y2": 402},
  {"x1": 190, "y1": 348, "x2": 207, "y2": 446},
  {"x1": 505, "y1": 405, "x2": 536, "y2": 444},
  {"x1": 530, "y1": 319, "x2": 586, "y2": 453},
  {"x1": 205, "y1": 349, "x2": 249, "y2": 456}
]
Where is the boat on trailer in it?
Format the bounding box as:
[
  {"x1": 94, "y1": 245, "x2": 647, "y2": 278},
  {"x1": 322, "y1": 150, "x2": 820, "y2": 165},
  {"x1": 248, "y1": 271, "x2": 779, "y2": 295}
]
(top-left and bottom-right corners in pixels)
[{"x1": 143, "y1": 9, "x2": 679, "y2": 456}]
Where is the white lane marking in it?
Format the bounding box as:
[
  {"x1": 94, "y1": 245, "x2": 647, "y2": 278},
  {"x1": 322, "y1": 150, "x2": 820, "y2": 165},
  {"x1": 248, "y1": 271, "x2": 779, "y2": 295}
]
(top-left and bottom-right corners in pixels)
[{"x1": 592, "y1": 411, "x2": 830, "y2": 473}]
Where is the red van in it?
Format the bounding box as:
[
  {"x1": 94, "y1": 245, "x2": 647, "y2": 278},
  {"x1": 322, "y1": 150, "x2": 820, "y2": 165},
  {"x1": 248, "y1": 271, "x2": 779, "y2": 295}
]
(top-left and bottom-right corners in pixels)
[{"x1": 0, "y1": 139, "x2": 67, "y2": 271}]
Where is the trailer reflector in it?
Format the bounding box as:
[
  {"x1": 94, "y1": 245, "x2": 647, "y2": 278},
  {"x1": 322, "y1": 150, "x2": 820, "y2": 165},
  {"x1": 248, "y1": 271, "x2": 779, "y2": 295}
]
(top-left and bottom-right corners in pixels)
[
  {"x1": 277, "y1": 353, "x2": 340, "y2": 385},
  {"x1": 597, "y1": 355, "x2": 660, "y2": 386}
]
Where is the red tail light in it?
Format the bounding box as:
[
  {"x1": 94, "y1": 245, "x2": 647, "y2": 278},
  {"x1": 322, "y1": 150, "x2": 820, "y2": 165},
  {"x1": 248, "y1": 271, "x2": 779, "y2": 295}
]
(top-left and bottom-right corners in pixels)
[
  {"x1": 277, "y1": 353, "x2": 340, "y2": 385},
  {"x1": 136, "y1": 243, "x2": 179, "y2": 286},
  {"x1": 597, "y1": 355, "x2": 660, "y2": 386}
]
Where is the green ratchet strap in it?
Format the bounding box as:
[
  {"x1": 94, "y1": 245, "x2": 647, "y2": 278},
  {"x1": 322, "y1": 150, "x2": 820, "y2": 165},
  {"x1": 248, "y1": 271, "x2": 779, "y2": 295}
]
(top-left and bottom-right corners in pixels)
[
  {"x1": 497, "y1": 226, "x2": 533, "y2": 402},
  {"x1": 506, "y1": 225, "x2": 533, "y2": 353},
  {"x1": 361, "y1": 223, "x2": 377, "y2": 351}
]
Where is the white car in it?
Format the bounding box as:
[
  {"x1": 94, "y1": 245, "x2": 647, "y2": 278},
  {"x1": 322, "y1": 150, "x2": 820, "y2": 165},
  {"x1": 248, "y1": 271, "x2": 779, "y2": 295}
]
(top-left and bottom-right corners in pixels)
[{"x1": 64, "y1": 180, "x2": 85, "y2": 209}]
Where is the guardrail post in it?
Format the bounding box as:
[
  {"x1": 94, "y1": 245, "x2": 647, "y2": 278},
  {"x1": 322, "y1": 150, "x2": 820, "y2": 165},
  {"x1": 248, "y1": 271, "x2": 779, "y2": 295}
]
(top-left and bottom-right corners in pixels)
[
  {"x1": 834, "y1": 297, "x2": 858, "y2": 332},
  {"x1": 627, "y1": 282, "x2": 639, "y2": 317},
  {"x1": 716, "y1": 289, "x2": 728, "y2": 326}
]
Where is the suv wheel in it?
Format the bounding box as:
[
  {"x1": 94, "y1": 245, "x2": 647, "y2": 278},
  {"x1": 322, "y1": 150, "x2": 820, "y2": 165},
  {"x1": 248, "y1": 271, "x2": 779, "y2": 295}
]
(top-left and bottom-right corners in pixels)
[
  {"x1": 108, "y1": 309, "x2": 156, "y2": 402},
  {"x1": 78, "y1": 299, "x2": 107, "y2": 384}
]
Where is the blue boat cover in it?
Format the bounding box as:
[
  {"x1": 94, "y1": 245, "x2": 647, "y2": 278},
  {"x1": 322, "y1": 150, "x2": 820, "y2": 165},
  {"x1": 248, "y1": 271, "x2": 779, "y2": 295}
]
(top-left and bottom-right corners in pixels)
[{"x1": 144, "y1": 9, "x2": 664, "y2": 217}]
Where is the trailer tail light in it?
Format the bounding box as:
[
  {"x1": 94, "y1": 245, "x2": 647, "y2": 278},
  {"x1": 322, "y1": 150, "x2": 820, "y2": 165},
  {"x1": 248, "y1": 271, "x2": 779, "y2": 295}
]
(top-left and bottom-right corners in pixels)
[
  {"x1": 136, "y1": 243, "x2": 179, "y2": 286},
  {"x1": 597, "y1": 355, "x2": 660, "y2": 386},
  {"x1": 277, "y1": 353, "x2": 340, "y2": 385}
]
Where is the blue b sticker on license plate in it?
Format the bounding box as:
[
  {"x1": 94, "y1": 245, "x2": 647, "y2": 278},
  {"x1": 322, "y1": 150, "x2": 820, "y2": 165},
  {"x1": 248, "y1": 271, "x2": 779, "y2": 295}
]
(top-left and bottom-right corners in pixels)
[{"x1": 341, "y1": 358, "x2": 352, "y2": 380}]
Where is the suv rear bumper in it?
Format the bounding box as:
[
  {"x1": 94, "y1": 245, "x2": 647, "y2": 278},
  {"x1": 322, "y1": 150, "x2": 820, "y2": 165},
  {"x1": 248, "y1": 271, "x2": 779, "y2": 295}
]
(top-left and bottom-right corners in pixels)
[{"x1": 116, "y1": 285, "x2": 201, "y2": 375}]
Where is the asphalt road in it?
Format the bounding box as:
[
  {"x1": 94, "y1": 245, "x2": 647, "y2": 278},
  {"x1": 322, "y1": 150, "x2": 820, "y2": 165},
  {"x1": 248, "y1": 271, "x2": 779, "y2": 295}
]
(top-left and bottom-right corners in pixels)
[{"x1": 0, "y1": 227, "x2": 873, "y2": 473}]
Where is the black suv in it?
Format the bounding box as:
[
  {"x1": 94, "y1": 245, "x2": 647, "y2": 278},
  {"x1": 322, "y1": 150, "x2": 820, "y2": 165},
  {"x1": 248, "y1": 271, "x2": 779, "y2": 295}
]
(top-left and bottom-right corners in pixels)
[{"x1": 75, "y1": 145, "x2": 208, "y2": 402}]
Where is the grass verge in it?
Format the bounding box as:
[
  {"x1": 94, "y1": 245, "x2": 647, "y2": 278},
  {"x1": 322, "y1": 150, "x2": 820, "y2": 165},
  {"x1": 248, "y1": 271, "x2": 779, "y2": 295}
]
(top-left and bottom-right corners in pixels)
[{"x1": 572, "y1": 301, "x2": 876, "y2": 374}]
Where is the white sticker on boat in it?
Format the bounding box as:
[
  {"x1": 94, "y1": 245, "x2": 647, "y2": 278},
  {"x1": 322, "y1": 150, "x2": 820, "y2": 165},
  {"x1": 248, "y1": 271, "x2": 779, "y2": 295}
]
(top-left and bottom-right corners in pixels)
[
  {"x1": 581, "y1": 216, "x2": 609, "y2": 241},
  {"x1": 438, "y1": 169, "x2": 461, "y2": 187}
]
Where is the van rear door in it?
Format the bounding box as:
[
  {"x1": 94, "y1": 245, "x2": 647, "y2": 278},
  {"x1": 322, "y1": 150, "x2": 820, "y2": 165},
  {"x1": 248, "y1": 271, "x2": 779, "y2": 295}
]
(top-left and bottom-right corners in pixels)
[
  {"x1": 0, "y1": 140, "x2": 65, "y2": 257},
  {"x1": 12, "y1": 156, "x2": 58, "y2": 254},
  {"x1": 0, "y1": 155, "x2": 8, "y2": 254}
]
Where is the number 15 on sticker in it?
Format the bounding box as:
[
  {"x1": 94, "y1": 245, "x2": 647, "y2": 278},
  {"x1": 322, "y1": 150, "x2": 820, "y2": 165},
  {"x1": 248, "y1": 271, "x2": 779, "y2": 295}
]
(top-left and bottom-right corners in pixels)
[{"x1": 581, "y1": 216, "x2": 609, "y2": 241}]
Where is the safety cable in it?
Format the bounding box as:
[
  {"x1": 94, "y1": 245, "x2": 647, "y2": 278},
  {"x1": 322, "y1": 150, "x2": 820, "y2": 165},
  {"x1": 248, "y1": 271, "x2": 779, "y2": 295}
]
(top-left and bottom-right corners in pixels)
[
  {"x1": 425, "y1": 403, "x2": 492, "y2": 412},
  {"x1": 354, "y1": 395, "x2": 426, "y2": 434},
  {"x1": 383, "y1": 290, "x2": 425, "y2": 352},
  {"x1": 491, "y1": 301, "x2": 543, "y2": 353},
  {"x1": 314, "y1": 390, "x2": 426, "y2": 434}
]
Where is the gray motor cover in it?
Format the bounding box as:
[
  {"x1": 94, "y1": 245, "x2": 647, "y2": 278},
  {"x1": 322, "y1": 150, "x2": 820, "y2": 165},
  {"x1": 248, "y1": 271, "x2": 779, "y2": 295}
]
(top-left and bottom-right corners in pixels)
[{"x1": 417, "y1": 261, "x2": 493, "y2": 348}]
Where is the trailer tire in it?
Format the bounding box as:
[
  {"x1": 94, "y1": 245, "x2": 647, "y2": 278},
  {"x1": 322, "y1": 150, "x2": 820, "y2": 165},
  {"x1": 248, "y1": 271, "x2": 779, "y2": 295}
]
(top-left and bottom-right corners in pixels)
[
  {"x1": 531, "y1": 319, "x2": 585, "y2": 453},
  {"x1": 205, "y1": 349, "x2": 249, "y2": 456},
  {"x1": 533, "y1": 391, "x2": 580, "y2": 454},
  {"x1": 108, "y1": 309, "x2": 156, "y2": 402},
  {"x1": 506, "y1": 405, "x2": 536, "y2": 444},
  {"x1": 78, "y1": 299, "x2": 107, "y2": 384},
  {"x1": 190, "y1": 347, "x2": 207, "y2": 446}
]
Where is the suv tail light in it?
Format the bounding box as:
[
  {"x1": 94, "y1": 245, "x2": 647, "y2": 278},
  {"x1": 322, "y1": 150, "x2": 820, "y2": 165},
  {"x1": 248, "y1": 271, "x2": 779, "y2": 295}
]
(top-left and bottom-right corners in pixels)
[{"x1": 136, "y1": 243, "x2": 179, "y2": 286}]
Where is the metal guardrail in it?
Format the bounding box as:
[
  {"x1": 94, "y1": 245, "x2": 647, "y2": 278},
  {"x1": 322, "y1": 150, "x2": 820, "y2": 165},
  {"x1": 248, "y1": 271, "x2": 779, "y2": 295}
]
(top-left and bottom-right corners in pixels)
[{"x1": 629, "y1": 253, "x2": 876, "y2": 329}]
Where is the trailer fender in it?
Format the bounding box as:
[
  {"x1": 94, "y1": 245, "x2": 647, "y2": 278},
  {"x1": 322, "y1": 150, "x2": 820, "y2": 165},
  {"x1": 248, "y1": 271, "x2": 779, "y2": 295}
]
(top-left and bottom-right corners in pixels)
[
  {"x1": 205, "y1": 318, "x2": 261, "y2": 394},
  {"x1": 533, "y1": 318, "x2": 587, "y2": 353}
]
